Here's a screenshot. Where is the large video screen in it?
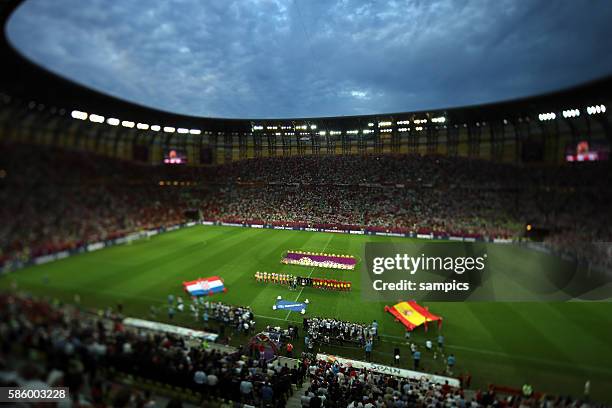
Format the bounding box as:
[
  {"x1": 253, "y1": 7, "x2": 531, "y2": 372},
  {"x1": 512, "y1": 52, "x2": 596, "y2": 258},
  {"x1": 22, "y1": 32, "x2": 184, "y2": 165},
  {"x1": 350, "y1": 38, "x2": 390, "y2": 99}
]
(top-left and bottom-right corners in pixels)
[
  {"x1": 565, "y1": 140, "x2": 609, "y2": 162},
  {"x1": 163, "y1": 149, "x2": 187, "y2": 164}
]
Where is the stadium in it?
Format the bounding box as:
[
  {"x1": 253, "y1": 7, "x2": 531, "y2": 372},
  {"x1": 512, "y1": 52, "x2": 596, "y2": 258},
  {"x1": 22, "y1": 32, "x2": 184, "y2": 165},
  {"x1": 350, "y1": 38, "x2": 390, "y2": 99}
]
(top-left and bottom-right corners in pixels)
[{"x1": 1, "y1": 0, "x2": 612, "y2": 406}]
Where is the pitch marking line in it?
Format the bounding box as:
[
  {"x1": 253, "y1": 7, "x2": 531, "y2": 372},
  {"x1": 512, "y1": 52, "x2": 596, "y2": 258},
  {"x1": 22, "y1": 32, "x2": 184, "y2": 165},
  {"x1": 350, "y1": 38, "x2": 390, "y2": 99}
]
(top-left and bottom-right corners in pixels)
[{"x1": 284, "y1": 234, "x2": 334, "y2": 320}]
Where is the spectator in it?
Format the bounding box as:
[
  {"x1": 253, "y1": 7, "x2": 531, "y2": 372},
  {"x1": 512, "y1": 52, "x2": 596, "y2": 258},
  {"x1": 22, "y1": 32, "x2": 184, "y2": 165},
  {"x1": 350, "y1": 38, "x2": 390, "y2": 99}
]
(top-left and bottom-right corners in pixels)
[{"x1": 413, "y1": 349, "x2": 421, "y2": 370}]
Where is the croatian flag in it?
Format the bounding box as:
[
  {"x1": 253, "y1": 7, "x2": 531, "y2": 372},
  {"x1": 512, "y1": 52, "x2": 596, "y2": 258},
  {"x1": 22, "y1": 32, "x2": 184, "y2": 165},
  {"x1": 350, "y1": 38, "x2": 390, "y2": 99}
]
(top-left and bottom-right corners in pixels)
[{"x1": 183, "y1": 276, "x2": 225, "y2": 297}]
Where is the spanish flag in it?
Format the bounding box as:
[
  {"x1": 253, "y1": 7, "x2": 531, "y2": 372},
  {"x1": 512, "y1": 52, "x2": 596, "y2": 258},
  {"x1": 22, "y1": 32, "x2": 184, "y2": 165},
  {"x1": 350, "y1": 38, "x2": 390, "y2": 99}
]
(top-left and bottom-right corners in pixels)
[{"x1": 384, "y1": 300, "x2": 442, "y2": 331}]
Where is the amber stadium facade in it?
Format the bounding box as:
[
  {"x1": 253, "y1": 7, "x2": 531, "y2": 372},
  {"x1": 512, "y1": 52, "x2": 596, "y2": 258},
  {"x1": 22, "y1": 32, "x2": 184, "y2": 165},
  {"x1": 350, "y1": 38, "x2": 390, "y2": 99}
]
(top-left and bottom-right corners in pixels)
[{"x1": 0, "y1": 0, "x2": 610, "y2": 166}]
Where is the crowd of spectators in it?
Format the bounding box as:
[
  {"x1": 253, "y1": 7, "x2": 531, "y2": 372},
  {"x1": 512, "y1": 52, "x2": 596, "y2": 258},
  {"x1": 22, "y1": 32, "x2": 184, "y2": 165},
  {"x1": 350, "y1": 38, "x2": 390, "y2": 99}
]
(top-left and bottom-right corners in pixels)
[
  {"x1": 304, "y1": 318, "x2": 376, "y2": 348},
  {"x1": 0, "y1": 292, "x2": 603, "y2": 407},
  {"x1": 0, "y1": 293, "x2": 303, "y2": 407},
  {"x1": 1, "y1": 142, "x2": 611, "y2": 269},
  {"x1": 200, "y1": 300, "x2": 255, "y2": 334},
  {"x1": 0, "y1": 143, "x2": 203, "y2": 268},
  {"x1": 202, "y1": 156, "x2": 612, "y2": 236},
  {"x1": 201, "y1": 156, "x2": 612, "y2": 269},
  {"x1": 303, "y1": 358, "x2": 597, "y2": 408}
]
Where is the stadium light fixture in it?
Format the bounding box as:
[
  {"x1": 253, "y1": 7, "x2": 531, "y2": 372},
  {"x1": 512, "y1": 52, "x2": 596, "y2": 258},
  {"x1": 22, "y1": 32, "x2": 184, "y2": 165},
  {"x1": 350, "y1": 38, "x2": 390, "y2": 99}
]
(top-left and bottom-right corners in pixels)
[
  {"x1": 150, "y1": 125, "x2": 161, "y2": 131},
  {"x1": 189, "y1": 129, "x2": 201, "y2": 135},
  {"x1": 329, "y1": 130, "x2": 341, "y2": 135},
  {"x1": 380, "y1": 128, "x2": 392, "y2": 133},
  {"x1": 363, "y1": 129, "x2": 374, "y2": 134},
  {"x1": 562, "y1": 109, "x2": 580, "y2": 118},
  {"x1": 177, "y1": 128, "x2": 189, "y2": 134},
  {"x1": 378, "y1": 121, "x2": 392, "y2": 127},
  {"x1": 121, "y1": 120, "x2": 135, "y2": 128},
  {"x1": 137, "y1": 123, "x2": 149, "y2": 130},
  {"x1": 89, "y1": 114, "x2": 104, "y2": 123},
  {"x1": 107, "y1": 118, "x2": 120, "y2": 126},
  {"x1": 71, "y1": 110, "x2": 87, "y2": 120},
  {"x1": 397, "y1": 120, "x2": 409, "y2": 125},
  {"x1": 310, "y1": 124, "x2": 317, "y2": 130},
  {"x1": 538, "y1": 112, "x2": 556, "y2": 121},
  {"x1": 252, "y1": 125, "x2": 263, "y2": 130},
  {"x1": 587, "y1": 104, "x2": 606, "y2": 115},
  {"x1": 415, "y1": 126, "x2": 424, "y2": 131},
  {"x1": 318, "y1": 131, "x2": 327, "y2": 136},
  {"x1": 368, "y1": 122, "x2": 374, "y2": 127},
  {"x1": 163, "y1": 126, "x2": 175, "y2": 133},
  {"x1": 398, "y1": 127, "x2": 409, "y2": 132},
  {"x1": 431, "y1": 116, "x2": 446, "y2": 123},
  {"x1": 347, "y1": 130, "x2": 359, "y2": 134}
]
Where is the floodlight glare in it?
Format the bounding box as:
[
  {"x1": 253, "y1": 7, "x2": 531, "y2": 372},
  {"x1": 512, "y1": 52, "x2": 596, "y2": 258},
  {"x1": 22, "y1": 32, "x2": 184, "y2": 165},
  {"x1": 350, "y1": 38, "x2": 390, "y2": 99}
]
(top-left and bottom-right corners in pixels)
[
  {"x1": 89, "y1": 114, "x2": 104, "y2": 123},
  {"x1": 71, "y1": 110, "x2": 87, "y2": 120}
]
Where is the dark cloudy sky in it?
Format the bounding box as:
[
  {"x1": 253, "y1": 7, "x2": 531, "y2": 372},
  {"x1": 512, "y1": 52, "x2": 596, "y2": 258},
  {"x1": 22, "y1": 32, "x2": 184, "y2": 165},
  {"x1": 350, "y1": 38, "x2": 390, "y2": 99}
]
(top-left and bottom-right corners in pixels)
[{"x1": 6, "y1": 0, "x2": 612, "y2": 119}]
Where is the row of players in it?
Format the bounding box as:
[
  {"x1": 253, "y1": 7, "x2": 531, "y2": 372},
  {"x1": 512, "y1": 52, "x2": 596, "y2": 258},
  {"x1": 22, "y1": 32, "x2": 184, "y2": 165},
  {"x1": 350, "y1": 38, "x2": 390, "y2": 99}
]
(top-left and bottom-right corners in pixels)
[{"x1": 254, "y1": 271, "x2": 352, "y2": 291}]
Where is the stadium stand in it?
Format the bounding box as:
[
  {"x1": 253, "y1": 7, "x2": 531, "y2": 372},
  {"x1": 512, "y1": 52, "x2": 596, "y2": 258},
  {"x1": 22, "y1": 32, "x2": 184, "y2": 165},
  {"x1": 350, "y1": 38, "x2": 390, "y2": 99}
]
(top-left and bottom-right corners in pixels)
[
  {"x1": 0, "y1": 293, "x2": 302, "y2": 407},
  {"x1": 0, "y1": 1, "x2": 610, "y2": 402},
  {"x1": 0, "y1": 293, "x2": 601, "y2": 407},
  {"x1": 2, "y1": 142, "x2": 612, "y2": 270}
]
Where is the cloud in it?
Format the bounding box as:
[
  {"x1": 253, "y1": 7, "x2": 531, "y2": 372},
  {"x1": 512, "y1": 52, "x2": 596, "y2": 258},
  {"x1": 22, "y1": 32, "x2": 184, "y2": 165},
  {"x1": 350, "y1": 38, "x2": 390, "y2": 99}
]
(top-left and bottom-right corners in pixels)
[
  {"x1": 6, "y1": 0, "x2": 612, "y2": 118},
  {"x1": 350, "y1": 90, "x2": 369, "y2": 100}
]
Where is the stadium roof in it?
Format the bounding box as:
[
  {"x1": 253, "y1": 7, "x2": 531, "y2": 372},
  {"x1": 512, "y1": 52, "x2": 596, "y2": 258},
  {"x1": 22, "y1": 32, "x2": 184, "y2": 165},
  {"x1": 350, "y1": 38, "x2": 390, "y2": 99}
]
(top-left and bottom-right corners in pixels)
[{"x1": 0, "y1": 0, "x2": 611, "y2": 133}]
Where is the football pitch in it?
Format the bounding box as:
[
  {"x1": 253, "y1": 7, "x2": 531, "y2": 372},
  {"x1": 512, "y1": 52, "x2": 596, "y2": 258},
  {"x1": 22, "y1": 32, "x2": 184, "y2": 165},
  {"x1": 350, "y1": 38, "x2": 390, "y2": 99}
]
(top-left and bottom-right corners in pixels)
[{"x1": 1, "y1": 225, "x2": 612, "y2": 402}]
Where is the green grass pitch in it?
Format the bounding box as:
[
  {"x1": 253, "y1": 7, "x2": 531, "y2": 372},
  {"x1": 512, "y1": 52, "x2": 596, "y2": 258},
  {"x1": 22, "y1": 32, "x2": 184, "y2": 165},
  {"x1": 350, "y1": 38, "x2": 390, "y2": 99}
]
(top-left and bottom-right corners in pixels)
[{"x1": 1, "y1": 225, "x2": 611, "y2": 402}]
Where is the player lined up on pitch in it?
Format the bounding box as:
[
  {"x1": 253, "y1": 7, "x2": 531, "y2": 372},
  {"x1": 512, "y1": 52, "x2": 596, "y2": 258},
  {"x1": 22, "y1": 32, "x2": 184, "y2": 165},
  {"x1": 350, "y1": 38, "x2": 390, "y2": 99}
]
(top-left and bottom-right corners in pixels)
[{"x1": 254, "y1": 271, "x2": 352, "y2": 291}]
